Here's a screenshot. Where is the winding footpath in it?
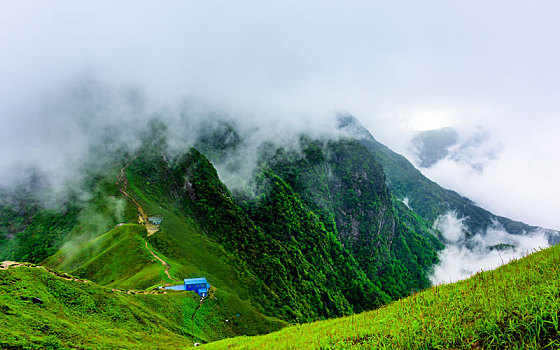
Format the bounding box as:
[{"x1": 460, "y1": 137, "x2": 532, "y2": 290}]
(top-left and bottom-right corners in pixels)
[
  {"x1": 145, "y1": 241, "x2": 174, "y2": 280},
  {"x1": 117, "y1": 160, "x2": 158, "y2": 236},
  {"x1": 2, "y1": 160, "x2": 181, "y2": 291},
  {"x1": 0, "y1": 261, "x2": 88, "y2": 283},
  {"x1": 1, "y1": 261, "x2": 167, "y2": 295},
  {"x1": 117, "y1": 160, "x2": 179, "y2": 283}
]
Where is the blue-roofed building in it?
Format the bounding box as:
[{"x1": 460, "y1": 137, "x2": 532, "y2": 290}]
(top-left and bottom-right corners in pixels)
[
  {"x1": 163, "y1": 277, "x2": 211, "y2": 297},
  {"x1": 184, "y1": 277, "x2": 210, "y2": 297},
  {"x1": 148, "y1": 216, "x2": 163, "y2": 225}
]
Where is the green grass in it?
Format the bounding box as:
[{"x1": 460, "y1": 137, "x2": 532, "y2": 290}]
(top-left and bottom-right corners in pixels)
[
  {"x1": 126, "y1": 171, "x2": 265, "y2": 303},
  {"x1": 46, "y1": 169, "x2": 256, "y2": 297},
  {"x1": 203, "y1": 245, "x2": 560, "y2": 349},
  {"x1": 35, "y1": 173, "x2": 288, "y2": 347},
  {"x1": 45, "y1": 224, "x2": 169, "y2": 290},
  {"x1": 0, "y1": 264, "x2": 286, "y2": 349}
]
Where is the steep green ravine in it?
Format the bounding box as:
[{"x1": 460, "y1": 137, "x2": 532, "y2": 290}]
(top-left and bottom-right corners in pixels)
[{"x1": 261, "y1": 137, "x2": 441, "y2": 300}]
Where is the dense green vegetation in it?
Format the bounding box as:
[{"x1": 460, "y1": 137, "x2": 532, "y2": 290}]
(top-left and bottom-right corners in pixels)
[
  {"x1": 244, "y1": 171, "x2": 388, "y2": 314},
  {"x1": 0, "y1": 263, "x2": 284, "y2": 349},
  {"x1": 127, "y1": 145, "x2": 381, "y2": 321},
  {"x1": 0, "y1": 198, "x2": 79, "y2": 264},
  {"x1": 121, "y1": 132, "x2": 445, "y2": 323},
  {"x1": 0, "y1": 170, "x2": 138, "y2": 265},
  {"x1": 260, "y1": 137, "x2": 441, "y2": 299},
  {"x1": 204, "y1": 244, "x2": 560, "y2": 349}
]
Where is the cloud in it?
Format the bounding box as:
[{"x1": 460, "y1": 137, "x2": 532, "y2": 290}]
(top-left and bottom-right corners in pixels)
[
  {"x1": 1, "y1": 1, "x2": 559, "y2": 229},
  {"x1": 406, "y1": 115, "x2": 560, "y2": 230},
  {"x1": 430, "y1": 211, "x2": 552, "y2": 284}
]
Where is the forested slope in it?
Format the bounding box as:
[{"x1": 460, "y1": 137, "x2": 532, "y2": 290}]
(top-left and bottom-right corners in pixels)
[{"x1": 204, "y1": 244, "x2": 560, "y2": 349}]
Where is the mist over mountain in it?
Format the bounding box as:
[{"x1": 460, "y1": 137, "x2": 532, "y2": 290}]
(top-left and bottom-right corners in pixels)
[
  {"x1": 1, "y1": 2, "x2": 560, "y2": 347},
  {"x1": 410, "y1": 127, "x2": 460, "y2": 168},
  {"x1": 3, "y1": 1, "x2": 560, "y2": 230},
  {"x1": 0, "y1": 83, "x2": 558, "y2": 346},
  {"x1": 337, "y1": 115, "x2": 558, "y2": 282},
  {"x1": 1, "y1": 89, "x2": 556, "y2": 285}
]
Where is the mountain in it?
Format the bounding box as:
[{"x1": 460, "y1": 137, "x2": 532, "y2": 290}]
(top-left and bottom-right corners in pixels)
[
  {"x1": 410, "y1": 126, "x2": 459, "y2": 168},
  {"x1": 118, "y1": 134, "x2": 440, "y2": 319},
  {"x1": 410, "y1": 126, "x2": 494, "y2": 172},
  {"x1": 1, "y1": 114, "x2": 558, "y2": 348},
  {"x1": 202, "y1": 243, "x2": 560, "y2": 349},
  {"x1": 337, "y1": 115, "x2": 559, "y2": 243},
  {"x1": 2, "y1": 118, "x2": 441, "y2": 324},
  {"x1": 255, "y1": 137, "x2": 442, "y2": 300}
]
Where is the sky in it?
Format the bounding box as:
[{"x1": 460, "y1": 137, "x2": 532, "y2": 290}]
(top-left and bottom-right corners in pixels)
[{"x1": 1, "y1": 1, "x2": 559, "y2": 230}]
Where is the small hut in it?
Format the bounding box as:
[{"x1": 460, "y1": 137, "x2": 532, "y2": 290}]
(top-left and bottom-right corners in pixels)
[
  {"x1": 164, "y1": 277, "x2": 210, "y2": 297},
  {"x1": 147, "y1": 216, "x2": 163, "y2": 225}
]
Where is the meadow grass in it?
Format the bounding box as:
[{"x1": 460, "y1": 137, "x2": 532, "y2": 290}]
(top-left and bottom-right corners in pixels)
[
  {"x1": 0, "y1": 263, "x2": 286, "y2": 349},
  {"x1": 203, "y1": 245, "x2": 560, "y2": 349},
  {"x1": 46, "y1": 224, "x2": 168, "y2": 290}
]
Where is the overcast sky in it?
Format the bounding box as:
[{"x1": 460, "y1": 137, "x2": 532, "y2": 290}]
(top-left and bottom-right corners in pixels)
[{"x1": 1, "y1": 1, "x2": 559, "y2": 229}]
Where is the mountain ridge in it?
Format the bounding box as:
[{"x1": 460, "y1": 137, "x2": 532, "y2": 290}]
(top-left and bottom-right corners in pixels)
[
  {"x1": 337, "y1": 114, "x2": 559, "y2": 242},
  {"x1": 1, "y1": 114, "x2": 558, "y2": 348}
]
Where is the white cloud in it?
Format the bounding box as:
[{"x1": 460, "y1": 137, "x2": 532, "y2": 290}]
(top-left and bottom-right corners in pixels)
[
  {"x1": 409, "y1": 114, "x2": 560, "y2": 230},
  {"x1": 430, "y1": 211, "x2": 551, "y2": 284},
  {"x1": 434, "y1": 212, "x2": 466, "y2": 244}
]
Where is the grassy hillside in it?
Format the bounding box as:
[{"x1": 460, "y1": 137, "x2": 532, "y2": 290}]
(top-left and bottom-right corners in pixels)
[
  {"x1": 46, "y1": 224, "x2": 170, "y2": 290},
  {"x1": 40, "y1": 176, "x2": 288, "y2": 342},
  {"x1": 1, "y1": 171, "x2": 138, "y2": 266},
  {"x1": 0, "y1": 263, "x2": 285, "y2": 350},
  {"x1": 203, "y1": 244, "x2": 560, "y2": 349}
]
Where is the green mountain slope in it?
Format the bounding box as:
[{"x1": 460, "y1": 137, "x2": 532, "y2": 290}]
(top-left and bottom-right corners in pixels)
[
  {"x1": 3, "y1": 115, "x2": 557, "y2": 349},
  {"x1": 203, "y1": 244, "x2": 560, "y2": 349},
  {"x1": 0, "y1": 196, "x2": 79, "y2": 264},
  {"x1": 258, "y1": 137, "x2": 442, "y2": 299},
  {"x1": 126, "y1": 144, "x2": 386, "y2": 321},
  {"x1": 46, "y1": 224, "x2": 167, "y2": 290},
  {"x1": 1, "y1": 171, "x2": 138, "y2": 265},
  {"x1": 243, "y1": 171, "x2": 389, "y2": 314},
  {"x1": 0, "y1": 263, "x2": 285, "y2": 349}
]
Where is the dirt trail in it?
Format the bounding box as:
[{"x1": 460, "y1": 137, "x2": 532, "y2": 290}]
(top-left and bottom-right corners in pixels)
[
  {"x1": 144, "y1": 241, "x2": 176, "y2": 281},
  {"x1": 2, "y1": 159, "x2": 179, "y2": 291},
  {"x1": 117, "y1": 160, "x2": 158, "y2": 236},
  {"x1": 1, "y1": 261, "x2": 89, "y2": 283},
  {"x1": 117, "y1": 159, "x2": 180, "y2": 284}
]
